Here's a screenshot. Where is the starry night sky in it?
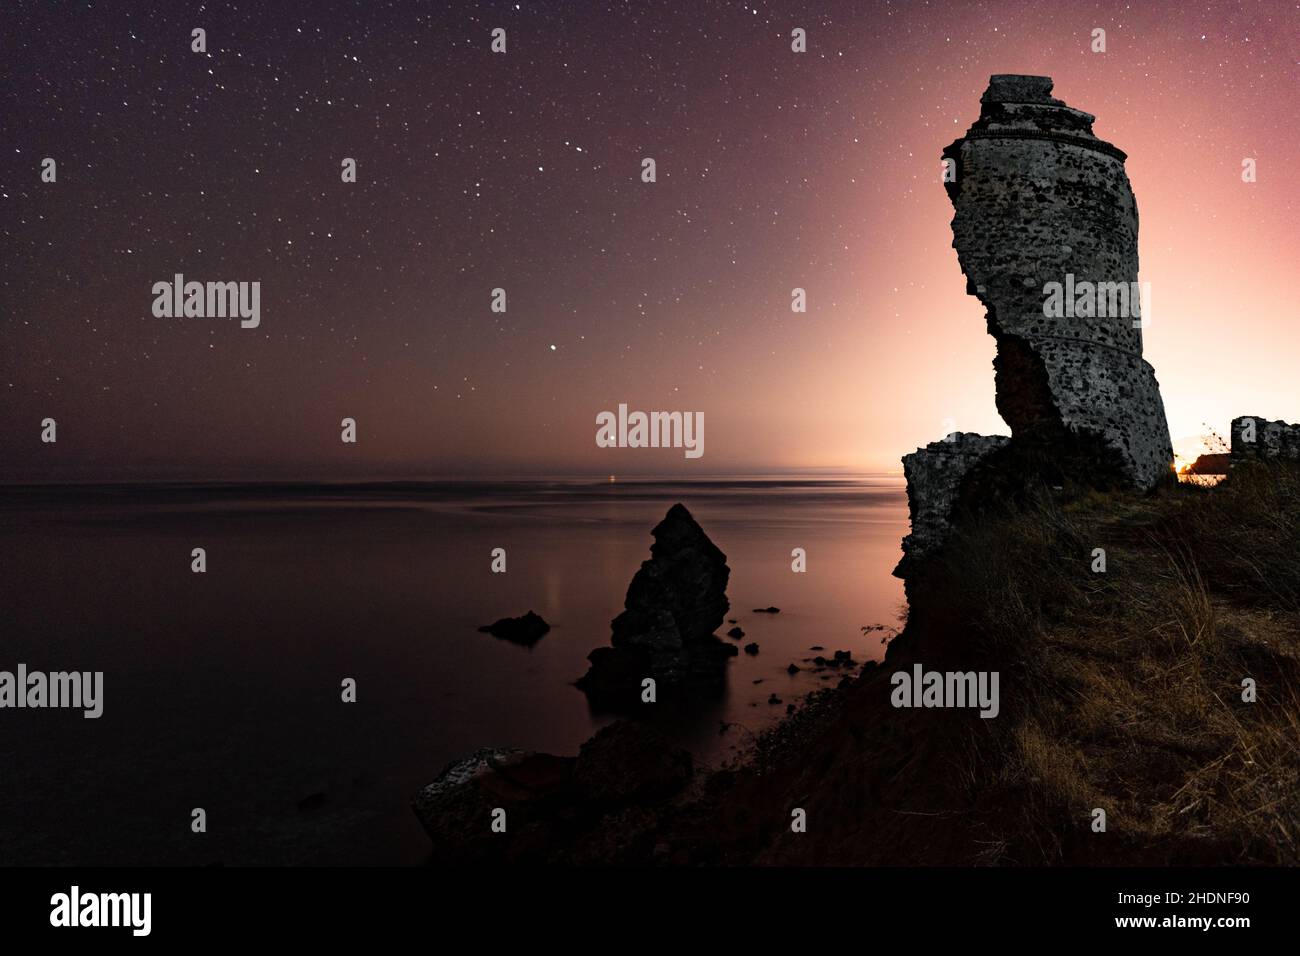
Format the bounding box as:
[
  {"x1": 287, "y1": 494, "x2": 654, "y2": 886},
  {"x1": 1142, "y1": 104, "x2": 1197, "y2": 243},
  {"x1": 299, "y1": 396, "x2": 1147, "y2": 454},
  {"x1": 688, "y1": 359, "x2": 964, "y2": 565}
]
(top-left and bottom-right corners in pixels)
[{"x1": 2, "y1": 0, "x2": 1296, "y2": 480}]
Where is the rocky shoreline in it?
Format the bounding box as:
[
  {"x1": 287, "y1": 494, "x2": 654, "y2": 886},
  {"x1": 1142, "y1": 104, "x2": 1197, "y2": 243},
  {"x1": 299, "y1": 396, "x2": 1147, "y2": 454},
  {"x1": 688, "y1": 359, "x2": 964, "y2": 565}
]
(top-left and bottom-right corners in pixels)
[
  {"x1": 413, "y1": 663, "x2": 871, "y2": 865},
  {"x1": 416, "y1": 499, "x2": 878, "y2": 864}
]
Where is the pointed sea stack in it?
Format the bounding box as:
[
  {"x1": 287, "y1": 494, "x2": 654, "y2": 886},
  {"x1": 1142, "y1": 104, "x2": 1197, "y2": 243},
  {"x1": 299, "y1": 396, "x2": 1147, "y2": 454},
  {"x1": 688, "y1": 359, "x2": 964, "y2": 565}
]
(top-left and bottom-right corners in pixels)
[{"x1": 577, "y1": 503, "x2": 735, "y2": 708}]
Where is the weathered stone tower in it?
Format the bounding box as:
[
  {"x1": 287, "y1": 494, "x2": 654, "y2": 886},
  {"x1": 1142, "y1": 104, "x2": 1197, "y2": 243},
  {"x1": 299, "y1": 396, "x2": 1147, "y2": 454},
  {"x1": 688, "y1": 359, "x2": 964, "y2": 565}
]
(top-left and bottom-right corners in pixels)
[{"x1": 899, "y1": 75, "x2": 1176, "y2": 571}]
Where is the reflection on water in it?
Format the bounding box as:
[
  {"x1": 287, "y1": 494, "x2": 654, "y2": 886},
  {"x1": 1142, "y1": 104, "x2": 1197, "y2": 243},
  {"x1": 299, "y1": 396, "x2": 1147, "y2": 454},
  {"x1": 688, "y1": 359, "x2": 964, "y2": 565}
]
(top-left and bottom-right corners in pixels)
[{"x1": 0, "y1": 478, "x2": 908, "y2": 864}]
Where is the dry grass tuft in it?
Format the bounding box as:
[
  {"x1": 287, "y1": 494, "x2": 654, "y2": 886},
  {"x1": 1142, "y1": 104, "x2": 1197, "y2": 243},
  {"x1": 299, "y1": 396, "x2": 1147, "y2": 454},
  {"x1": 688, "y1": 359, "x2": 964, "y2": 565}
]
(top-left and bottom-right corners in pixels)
[{"x1": 918, "y1": 463, "x2": 1300, "y2": 864}]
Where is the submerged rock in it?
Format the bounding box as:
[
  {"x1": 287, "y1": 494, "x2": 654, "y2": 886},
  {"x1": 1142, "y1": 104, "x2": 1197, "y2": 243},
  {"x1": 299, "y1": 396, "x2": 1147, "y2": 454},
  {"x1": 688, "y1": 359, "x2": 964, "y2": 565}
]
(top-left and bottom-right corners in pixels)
[
  {"x1": 577, "y1": 503, "x2": 734, "y2": 708},
  {"x1": 478, "y1": 610, "x2": 551, "y2": 645}
]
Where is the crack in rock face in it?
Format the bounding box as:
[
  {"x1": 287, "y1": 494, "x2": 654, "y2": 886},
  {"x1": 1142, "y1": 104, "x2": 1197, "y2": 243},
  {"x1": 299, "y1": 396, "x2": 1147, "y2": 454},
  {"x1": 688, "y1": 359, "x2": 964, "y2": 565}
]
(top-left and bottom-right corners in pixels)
[{"x1": 898, "y1": 75, "x2": 1176, "y2": 572}]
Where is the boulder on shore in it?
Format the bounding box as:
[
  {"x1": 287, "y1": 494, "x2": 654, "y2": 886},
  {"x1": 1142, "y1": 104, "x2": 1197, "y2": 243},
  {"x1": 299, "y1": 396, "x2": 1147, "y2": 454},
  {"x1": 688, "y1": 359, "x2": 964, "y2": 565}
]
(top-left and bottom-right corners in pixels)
[{"x1": 414, "y1": 722, "x2": 692, "y2": 864}]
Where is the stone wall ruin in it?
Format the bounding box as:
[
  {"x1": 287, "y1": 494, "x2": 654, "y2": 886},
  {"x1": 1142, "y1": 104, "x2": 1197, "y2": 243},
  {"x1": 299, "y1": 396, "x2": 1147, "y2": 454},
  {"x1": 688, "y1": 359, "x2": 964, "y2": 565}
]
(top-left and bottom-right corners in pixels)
[{"x1": 1231, "y1": 415, "x2": 1300, "y2": 465}]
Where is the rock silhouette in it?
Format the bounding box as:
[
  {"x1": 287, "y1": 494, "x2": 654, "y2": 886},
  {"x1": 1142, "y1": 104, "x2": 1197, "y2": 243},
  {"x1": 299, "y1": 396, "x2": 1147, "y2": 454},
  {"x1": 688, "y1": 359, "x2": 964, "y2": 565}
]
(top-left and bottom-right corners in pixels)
[
  {"x1": 477, "y1": 610, "x2": 551, "y2": 645},
  {"x1": 576, "y1": 502, "x2": 734, "y2": 707}
]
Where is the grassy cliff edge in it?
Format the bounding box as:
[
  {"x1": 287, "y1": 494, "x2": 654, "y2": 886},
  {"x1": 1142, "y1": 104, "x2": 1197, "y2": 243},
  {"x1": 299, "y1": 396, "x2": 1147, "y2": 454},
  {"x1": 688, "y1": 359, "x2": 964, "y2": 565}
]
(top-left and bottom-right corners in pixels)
[{"x1": 664, "y1": 463, "x2": 1300, "y2": 865}]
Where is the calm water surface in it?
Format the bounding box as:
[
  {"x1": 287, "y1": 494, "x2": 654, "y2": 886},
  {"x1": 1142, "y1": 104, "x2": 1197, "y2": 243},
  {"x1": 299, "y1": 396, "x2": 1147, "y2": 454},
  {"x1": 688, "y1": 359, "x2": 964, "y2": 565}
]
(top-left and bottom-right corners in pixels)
[{"x1": 0, "y1": 478, "x2": 907, "y2": 864}]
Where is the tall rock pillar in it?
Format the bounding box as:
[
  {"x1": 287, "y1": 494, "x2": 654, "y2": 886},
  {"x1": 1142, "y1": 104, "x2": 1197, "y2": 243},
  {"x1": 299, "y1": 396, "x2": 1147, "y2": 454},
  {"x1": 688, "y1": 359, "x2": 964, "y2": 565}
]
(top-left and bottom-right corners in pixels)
[
  {"x1": 942, "y1": 74, "x2": 1174, "y2": 489},
  {"x1": 898, "y1": 75, "x2": 1175, "y2": 574}
]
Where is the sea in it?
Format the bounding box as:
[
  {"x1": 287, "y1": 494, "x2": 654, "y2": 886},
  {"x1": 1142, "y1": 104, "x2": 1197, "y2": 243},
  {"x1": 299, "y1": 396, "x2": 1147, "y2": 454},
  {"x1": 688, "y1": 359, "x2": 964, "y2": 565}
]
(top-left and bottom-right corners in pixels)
[{"x1": 0, "y1": 477, "x2": 908, "y2": 864}]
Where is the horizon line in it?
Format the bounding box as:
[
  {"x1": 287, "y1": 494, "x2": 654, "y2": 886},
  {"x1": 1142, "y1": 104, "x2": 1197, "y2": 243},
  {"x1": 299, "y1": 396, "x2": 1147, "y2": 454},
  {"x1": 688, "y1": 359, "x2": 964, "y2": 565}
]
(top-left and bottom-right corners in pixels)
[{"x1": 0, "y1": 471, "x2": 907, "y2": 488}]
